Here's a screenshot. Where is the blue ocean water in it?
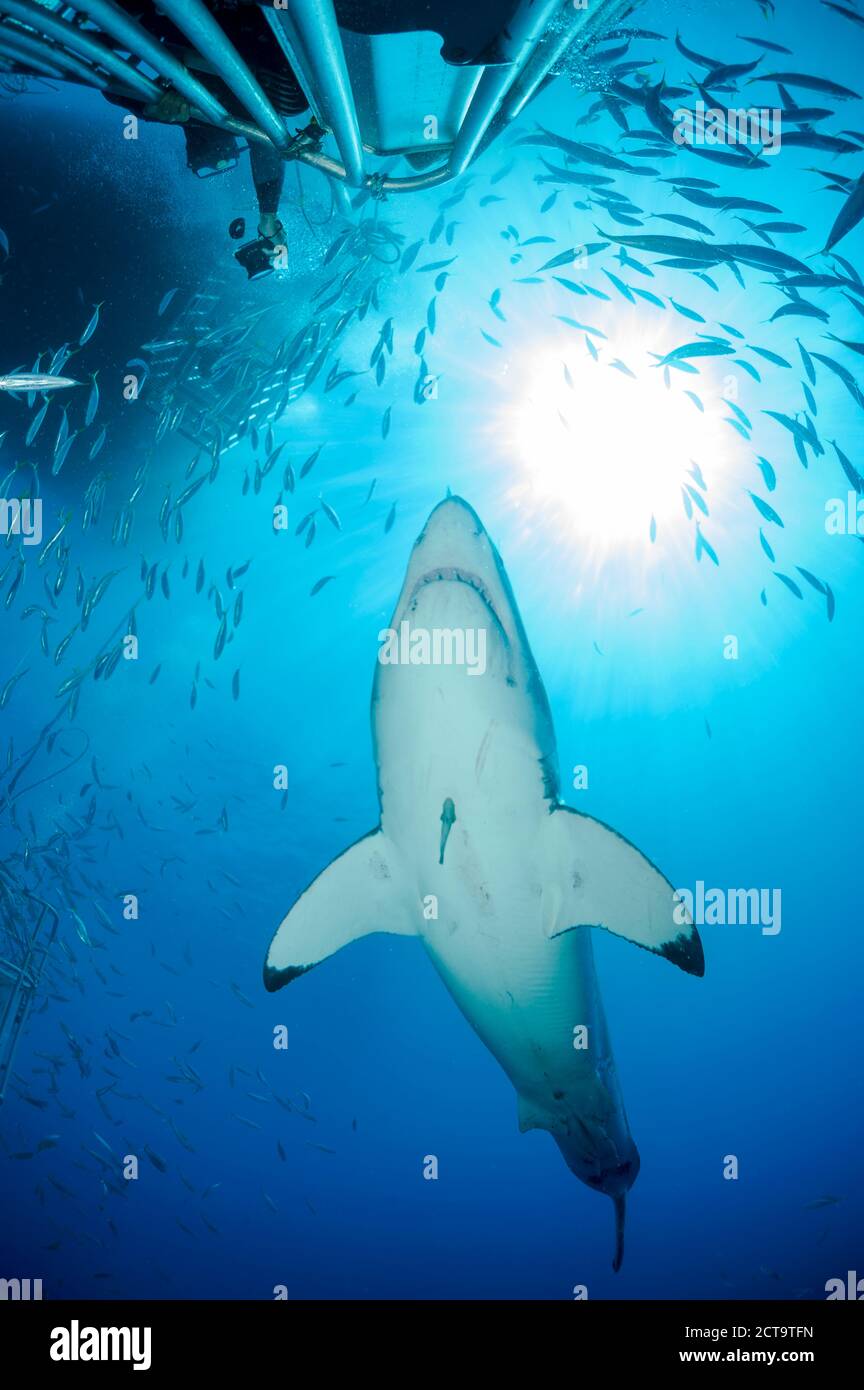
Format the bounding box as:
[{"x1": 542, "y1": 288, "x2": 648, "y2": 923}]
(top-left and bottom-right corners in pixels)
[{"x1": 1, "y1": 0, "x2": 862, "y2": 1301}]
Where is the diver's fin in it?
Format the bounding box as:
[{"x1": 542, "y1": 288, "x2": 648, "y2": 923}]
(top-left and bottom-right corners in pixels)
[
  {"x1": 542, "y1": 806, "x2": 704, "y2": 977},
  {"x1": 612, "y1": 1193, "x2": 626, "y2": 1273},
  {"x1": 263, "y1": 829, "x2": 416, "y2": 991}
]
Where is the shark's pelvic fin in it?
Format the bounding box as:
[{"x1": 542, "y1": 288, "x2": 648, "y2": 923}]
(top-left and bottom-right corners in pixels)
[
  {"x1": 543, "y1": 807, "x2": 704, "y2": 977},
  {"x1": 517, "y1": 1094, "x2": 545, "y2": 1134},
  {"x1": 263, "y1": 829, "x2": 416, "y2": 992}
]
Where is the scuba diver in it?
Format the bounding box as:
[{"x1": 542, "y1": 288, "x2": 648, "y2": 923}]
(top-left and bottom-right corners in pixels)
[
  {"x1": 142, "y1": 89, "x2": 287, "y2": 247},
  {"x1": 100, "y1": 0, "x2": 311, "y2": 274}
]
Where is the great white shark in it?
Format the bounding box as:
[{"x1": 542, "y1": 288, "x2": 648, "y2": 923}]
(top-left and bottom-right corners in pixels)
[{"x1": 264, "y1": 497, "x2": 703, "y2": 1269}]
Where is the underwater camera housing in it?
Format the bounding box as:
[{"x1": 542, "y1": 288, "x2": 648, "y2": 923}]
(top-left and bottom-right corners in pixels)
[{"x1": 234, "y1": 235, "x2": 288, "y2": 281}]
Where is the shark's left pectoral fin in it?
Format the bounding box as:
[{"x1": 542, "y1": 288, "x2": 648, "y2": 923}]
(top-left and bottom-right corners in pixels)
[
  {"x1": 543, "y1": 807, "x2": 704, "y2": 977},
  {"x1": 264, "y1": 829, "x2": 416, "y2": 992}
]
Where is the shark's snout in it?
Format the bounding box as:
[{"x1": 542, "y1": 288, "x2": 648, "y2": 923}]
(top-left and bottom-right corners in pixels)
[
  {"x1": 422, "y1": 495, "x2": 486, "y2": 542},
  {"x1": 392, "y1": 496, "x2": 509, "y2": 641},
  {"x1": 411, "y1": 497, "x2": 490, "y2": 574}
]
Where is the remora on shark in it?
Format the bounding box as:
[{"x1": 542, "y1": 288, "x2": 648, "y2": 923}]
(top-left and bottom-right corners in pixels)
[{"x1": 264, "y1": 497, "x2": 703, "y2": 1268}]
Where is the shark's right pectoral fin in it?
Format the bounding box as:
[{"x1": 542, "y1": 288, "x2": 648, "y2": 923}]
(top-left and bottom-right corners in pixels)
[
  {"x1": 263, "y1": 829, "x2": 416, "y2": 992},
  {"x1": 544, "y1": 807, "x2": 704, "y2": 977}
]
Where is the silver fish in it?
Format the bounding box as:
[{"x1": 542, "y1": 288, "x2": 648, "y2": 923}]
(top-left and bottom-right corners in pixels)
[{"x1": 0, "y1": 374, "x2": 78, "y2": 392}]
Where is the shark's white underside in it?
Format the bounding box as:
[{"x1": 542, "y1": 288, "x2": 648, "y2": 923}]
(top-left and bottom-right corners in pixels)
[{"x1": 264, "y1": 497, "x2": 703, "y2": 1268}]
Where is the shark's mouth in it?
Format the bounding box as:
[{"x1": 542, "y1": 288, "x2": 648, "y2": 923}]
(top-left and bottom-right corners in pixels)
[
  {"x1": 402, "y1": 566, "x2": 513, "y2": 668},
  {"x1": 409, "y1": 566, "x2": 500, "y2": 622}
]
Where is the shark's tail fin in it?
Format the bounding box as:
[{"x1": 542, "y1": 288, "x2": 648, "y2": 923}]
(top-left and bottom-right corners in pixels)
[{"x1": 612, "y1": 1193, "x2": 626, "y2": 1273}]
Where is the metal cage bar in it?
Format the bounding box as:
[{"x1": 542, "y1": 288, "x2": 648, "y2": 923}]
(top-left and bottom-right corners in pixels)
[
  {"x1": 0, "y1": 22, "x2": 92, "y2": 81},
  {"x1": 154, "y1": 0, "x2": 289, "y2": 148},
  {"x1": 0, "y1": 0, "x2": 633, "y2": 194},
  {"x1": 68, "y1": 0, "x2": 230, "y2": 125},
  {"x1": 0, "y1": 0, "x2": 160, "y2": 101},
  {"x1": 265, "y1": 0, "x2": 365, "y2": 187},
  {"x1": 448, "y1": 0, "x2": 564, "y2": 179},
  {"x1": 501, "y1": 0, "x2": 636, "y2": 123}
]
